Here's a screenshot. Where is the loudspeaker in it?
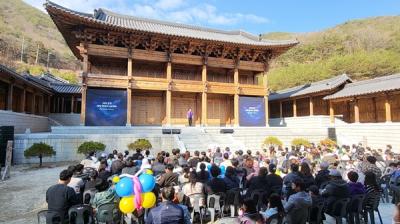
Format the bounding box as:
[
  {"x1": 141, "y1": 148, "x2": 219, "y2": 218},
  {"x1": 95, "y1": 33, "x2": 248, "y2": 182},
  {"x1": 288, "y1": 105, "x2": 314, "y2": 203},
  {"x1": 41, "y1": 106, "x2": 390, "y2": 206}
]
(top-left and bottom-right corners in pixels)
[
  {"x1": 171, "y1": 129, "x2": 181, "y2": 134},
  {"x1": 220, "y1": 129, "x2": 234, "y2": 134},
  {"x1": 0, "y1": 126, "x2": 14, "y2": 166},
  {"x1": 162, "y1": 129, "x2": 172, "y2": 134}
]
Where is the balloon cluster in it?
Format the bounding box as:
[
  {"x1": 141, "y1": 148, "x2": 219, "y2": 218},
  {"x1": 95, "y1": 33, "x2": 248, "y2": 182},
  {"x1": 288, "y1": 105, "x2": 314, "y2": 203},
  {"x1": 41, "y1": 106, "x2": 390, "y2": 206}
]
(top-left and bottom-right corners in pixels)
[{"x1": 114, "y1": 170, "x2": 156, "y2": 214}]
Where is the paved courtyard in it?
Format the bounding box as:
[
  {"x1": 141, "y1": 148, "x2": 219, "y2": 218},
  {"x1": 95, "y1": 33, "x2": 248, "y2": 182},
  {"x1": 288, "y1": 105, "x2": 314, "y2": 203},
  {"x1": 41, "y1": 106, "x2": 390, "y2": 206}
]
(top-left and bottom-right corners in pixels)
[{"x1": 0, "y1": 164, "x2": 396, "y2": 224}]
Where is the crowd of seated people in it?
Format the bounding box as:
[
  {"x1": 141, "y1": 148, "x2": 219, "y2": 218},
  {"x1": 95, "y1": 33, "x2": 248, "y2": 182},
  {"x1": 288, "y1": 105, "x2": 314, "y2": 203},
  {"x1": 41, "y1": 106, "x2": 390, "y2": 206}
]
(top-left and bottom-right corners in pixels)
[{"x1": 43, "y1": 143, "x2": 400, "y2": 224}]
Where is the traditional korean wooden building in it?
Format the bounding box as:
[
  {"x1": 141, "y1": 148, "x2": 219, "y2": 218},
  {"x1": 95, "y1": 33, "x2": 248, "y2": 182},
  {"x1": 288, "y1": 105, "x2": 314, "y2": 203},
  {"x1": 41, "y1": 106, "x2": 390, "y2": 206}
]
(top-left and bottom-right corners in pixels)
[
  {"x1": 0, "y1": 64, "x2": 53, "y2": 115},
  {"x1": 269, "y1": 74, "x2": 352, "y2": 120},
  {"x1": 45, "y1": 1, "x2": 298, "y2": 126},
  {"x1": 325, "y1": 74, "x2": 400, "y2": 123},
  {"x1": 0, "y1": 64, "x2": 82, "y2": 115}
]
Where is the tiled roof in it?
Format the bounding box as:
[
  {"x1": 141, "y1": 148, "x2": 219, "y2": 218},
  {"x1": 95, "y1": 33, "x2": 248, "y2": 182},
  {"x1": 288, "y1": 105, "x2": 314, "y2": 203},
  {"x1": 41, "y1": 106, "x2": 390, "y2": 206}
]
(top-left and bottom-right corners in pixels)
[
  {"x1": 23, "y1": 73, "x2": 81, "y2": 94},
  {"x1": 269, "y1": 74, "x2": 351, "y2": 101},
  {"x1": 45, "y1": 1, "x2": 298, "y2": 47},
  {"x1": 324, "y1": 74, "x2": 400, "y2": 100},
  {"x1": 50, "y1": 83, "x2": 82, "y2": 94}
]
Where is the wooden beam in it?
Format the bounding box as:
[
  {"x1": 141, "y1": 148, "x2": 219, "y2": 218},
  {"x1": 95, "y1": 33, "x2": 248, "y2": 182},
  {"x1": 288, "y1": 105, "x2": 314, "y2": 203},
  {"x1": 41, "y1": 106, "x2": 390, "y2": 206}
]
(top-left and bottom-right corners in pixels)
[
  {"x1": 293, "y1": 99, "x2": 297, "y2": 117},
  {"x1": 309, "y1": 97, "x2": 314, "y2": 116},
  {"x1": 329, "y1": 100, "x2": 335, "y2": 124},
  {"x1": 354, "y1": 99, "x2": 360, "y2": 123},
  {"x1": 279, "y1": 101, "x2": 283, "y2": 118},
  {"x1": 7, "y1": 83, "x2": 13, "y2": 111},
  {"x1": 80, "y1": 86, "x2": 87, "y2": 125},
  {"x1": 385, "y1": 95, "x2": 392, "y2": 122}
]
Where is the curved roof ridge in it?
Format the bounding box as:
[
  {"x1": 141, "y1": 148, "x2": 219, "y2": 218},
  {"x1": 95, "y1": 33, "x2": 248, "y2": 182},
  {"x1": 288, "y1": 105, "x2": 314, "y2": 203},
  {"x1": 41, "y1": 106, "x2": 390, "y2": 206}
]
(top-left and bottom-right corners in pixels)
[
  {"x1": 345, "y1": 73, "x2": 400, "y2": 87},
  {"x1": 96, "y1": 8, "x2": 246, "y2": 36}
]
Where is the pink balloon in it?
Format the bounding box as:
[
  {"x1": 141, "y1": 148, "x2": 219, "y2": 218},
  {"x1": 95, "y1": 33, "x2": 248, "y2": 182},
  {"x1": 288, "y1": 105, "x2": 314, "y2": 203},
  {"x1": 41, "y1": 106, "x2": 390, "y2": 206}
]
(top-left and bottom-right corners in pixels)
[{"x1": 132, "y1": 176, "x2": 143, "y2": 210}]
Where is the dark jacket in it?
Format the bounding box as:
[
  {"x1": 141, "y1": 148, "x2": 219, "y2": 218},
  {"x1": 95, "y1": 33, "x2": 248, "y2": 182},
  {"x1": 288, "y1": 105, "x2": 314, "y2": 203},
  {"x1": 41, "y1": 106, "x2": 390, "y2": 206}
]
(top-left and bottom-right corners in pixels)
[
  {"x1": 111, "y1": 160, "x2": 125, "y2": 175},
  {"x1": 46, "y1": 184, "x2": 79, "y2": 218},
  {"x1": 315, "y1": 169, "x2": 330, "y2": 188},
  {"x1": 207, "y1": 177, "x2": 227, "y2": 194},
  {"x1": 152, "y1": 162, "x2": 166, "y2": 177},
  {"x1": 223, "y1": 175, "x2": 240, "y2": 190},
  {"x1": 321, "y1": 179, "x2": 350, "y2": 214},
  {"x1": 301, "y1": 174, "x2": 316, "y2": 189},
  {"x1": 158, "y1": 172, "x2": 179, "y2": 188},
  {"x1": 146, "y1": 201, "x2": 184, "y2": 224},
  {"x1": 266, "y1": 173, "x2": 283, "y2": 188},
  {"x1": 246, "y1": 175, "x2": 269, "y2": 197},
  {"x1": 347, "y1": 182, "x2": 366, "y2": 195}
]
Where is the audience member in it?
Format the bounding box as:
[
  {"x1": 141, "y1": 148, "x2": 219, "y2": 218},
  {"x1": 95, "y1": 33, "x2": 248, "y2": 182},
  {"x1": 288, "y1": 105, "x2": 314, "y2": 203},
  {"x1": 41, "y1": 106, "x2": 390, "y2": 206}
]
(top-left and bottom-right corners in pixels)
[{"x1": 146, "y1": 186, "x2": 184, "y2": 224}]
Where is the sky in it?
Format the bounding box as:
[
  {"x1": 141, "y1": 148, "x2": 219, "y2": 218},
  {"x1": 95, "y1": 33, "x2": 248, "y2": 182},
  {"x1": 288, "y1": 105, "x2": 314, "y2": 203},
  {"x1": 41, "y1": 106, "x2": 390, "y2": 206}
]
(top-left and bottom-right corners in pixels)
[{"x1": 24, "y1": 0, "x2": 400, "y2": 35}]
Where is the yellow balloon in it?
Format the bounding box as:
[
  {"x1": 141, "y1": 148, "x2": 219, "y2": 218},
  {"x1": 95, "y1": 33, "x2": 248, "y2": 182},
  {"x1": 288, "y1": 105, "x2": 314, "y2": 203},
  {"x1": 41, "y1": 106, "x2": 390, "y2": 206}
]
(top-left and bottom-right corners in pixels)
[
  {"x1": 142, "y1": 192, "x2": 156, "y2": 209},
  {"x1": 112, "y1": 176, "x2": 120, "y2": 183},
  {"x1": 145, "y1": 169, "x2": 153, "y2": 175},
  {"x1": 119, "y1": 196, "x2": 135, "y2": 214}
]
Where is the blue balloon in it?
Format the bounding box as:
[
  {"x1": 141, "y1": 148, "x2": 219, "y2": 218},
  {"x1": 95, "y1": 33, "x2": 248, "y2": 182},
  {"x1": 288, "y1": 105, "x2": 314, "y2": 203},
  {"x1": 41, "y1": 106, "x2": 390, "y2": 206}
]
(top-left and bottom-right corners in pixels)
[
  {"x1": 139, "y1": 173, "x2": 156, "y2": 192},
  {"x1": 115, "y1": 177, "x2": 133, "y2": 197}
]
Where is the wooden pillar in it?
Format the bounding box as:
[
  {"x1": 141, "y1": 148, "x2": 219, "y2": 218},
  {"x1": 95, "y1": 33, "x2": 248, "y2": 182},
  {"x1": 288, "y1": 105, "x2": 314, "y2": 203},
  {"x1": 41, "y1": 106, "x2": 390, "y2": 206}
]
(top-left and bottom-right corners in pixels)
[
  {"x1": 234, "y1": 67, "x2": 239, "y2": 126},
  {"x1": 293, "y1": 99, "x2": 297, "y2": 117},
  {"x1": 329, "y1": 100, "x2": 335, "y2": 124},
  {"x1": 372, "y1": 97, "x2": 377, "y2": 122},
  {"x1": 263, "y1": 72, "x2": 269, "y2": 126},
  {"x1": 70, "y1": 96, "x2": 75, "y2": 113},
  {"x1": 56, "y1": 97, "x2": 60, "y2": 113},
  {"x1": 279, "y1": 101, "x2": 283, "y2": 118},
  {"x1": 47, "y1": 95, "x2": 51, "y2": 114},
  {"x1": 21, "y1": 88, "x2": 26, "y2": 113},
  {"x1": 126, "y1": 57, "x2": 133, "y2": 126},
  {"x1": 61, "y1": 97, "x2": 65, "y2": 113},
  {"x1": 385, "y1": 95, "x2": 392, "y2": 122},
  {"x1": 309, "y1": 97, "x2": 314, "y2": 116},
  {"x1": 32, "y1": 94, "x2": 36, "y2": 114},
  {"x1": 165, "y1": 62, "x2": 172, "y2": 126},
  {"x1": 80, "y1": 86, "x2": 87, "y2": 125},
  {"x1": 354, "y1": 99, "x2": 360, "y2": 123},
  {"x1": 80, "y1": 44, "x2": 88, "y2": 125},
  {"x1": 7, "y1": 83, "x2": 13, "y2": 111},
  {"x1": 201, "y1": 64, "x2": 207, "y2": 126}
]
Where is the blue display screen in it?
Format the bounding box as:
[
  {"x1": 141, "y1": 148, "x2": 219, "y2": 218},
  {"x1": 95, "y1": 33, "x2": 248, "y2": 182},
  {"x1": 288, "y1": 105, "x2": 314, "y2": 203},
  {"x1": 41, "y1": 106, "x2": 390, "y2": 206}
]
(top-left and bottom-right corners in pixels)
[
  {"x1": 239, "y1": 96, "x2": 266, "y2": 126},
  {"x1": 85, "y1": 88, "x2": 127, "y2": 126}
]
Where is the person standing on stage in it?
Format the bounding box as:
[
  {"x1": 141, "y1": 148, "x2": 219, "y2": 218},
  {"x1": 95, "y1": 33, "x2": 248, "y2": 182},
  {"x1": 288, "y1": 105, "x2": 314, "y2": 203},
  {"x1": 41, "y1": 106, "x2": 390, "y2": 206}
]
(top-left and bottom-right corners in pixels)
[{"x1": 187, "y1": 108, "x2": 193, "y2": 126}]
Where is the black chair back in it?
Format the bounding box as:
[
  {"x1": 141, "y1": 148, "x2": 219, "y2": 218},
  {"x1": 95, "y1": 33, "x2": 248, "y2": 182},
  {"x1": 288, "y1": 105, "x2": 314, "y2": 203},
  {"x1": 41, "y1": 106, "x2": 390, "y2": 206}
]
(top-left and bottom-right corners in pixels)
[
  {"x1": 348, "y1": 194, "x2": 365, "y2": 213},
  {"x1": 309, "y1": 200, "x2": 324, "y2": 224},
  {"x1": 331, "y1": 198, "x2": 350, "y2": 217},
  {"x1": 225, "y1": 188, "x2": 241, "y2": 206},
  {"x1": 68, "y1": 204, "x2": 94, "y2": 224},
  {"x1": 96, "y1": 203, "x2": 120, "y2": 223},
  {"x1": 363, "y1": 192, "x2": 381, "y2": 211},
  {"x1": 286, "y1": 206, "x2": 309, "y2": 224},
  {"x1": 37, "y1": 210, "x2": 64, "y2": 224},
  {"x1": 83, "y1": 189, "x2": 97, "y2": 204}
]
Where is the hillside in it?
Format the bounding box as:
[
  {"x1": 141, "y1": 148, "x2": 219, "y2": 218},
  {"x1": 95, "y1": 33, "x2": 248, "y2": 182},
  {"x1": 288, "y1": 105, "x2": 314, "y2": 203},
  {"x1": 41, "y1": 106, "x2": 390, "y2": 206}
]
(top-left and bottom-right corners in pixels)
[
  {"x1": 0, "y1": 0, "x2": 79, "y2": 80},
  {"x1": 265, "y1": 16, "x2": 400, "y2": 91}
]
